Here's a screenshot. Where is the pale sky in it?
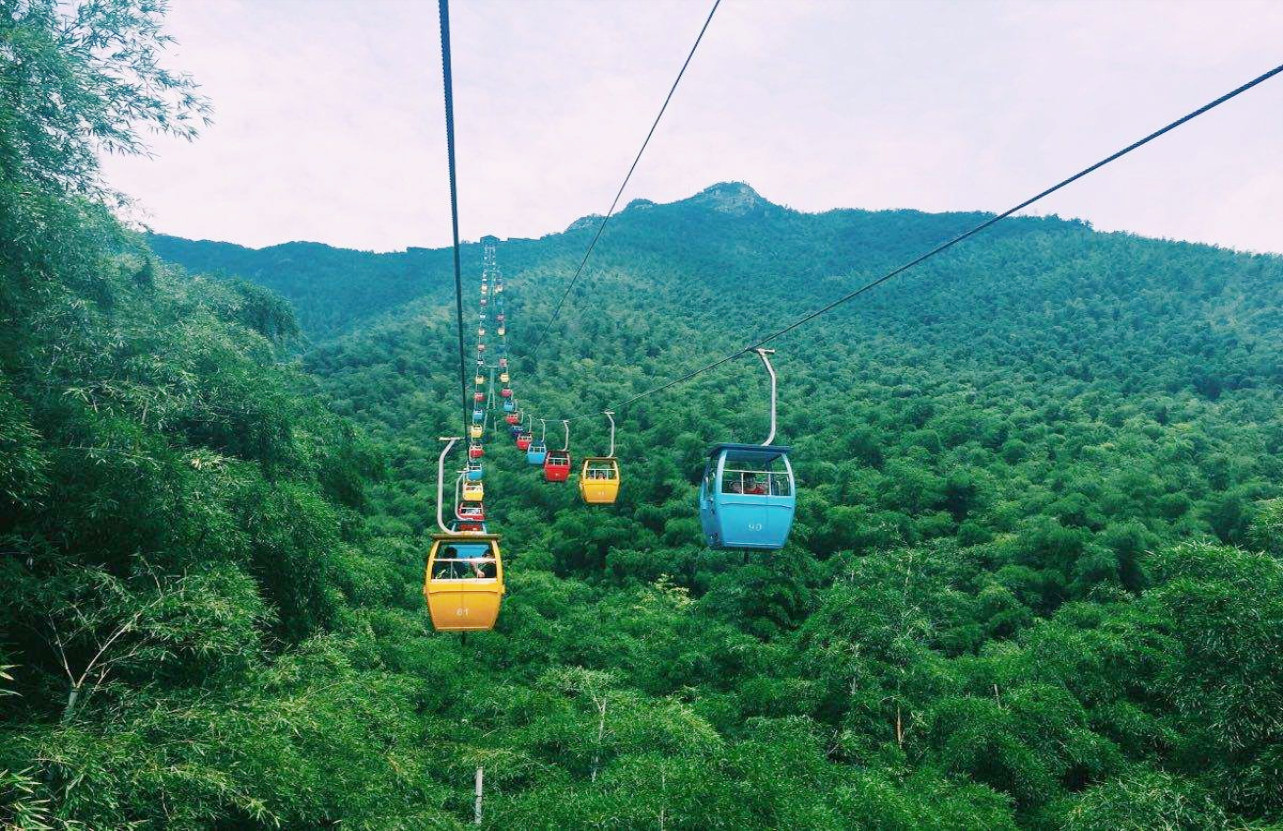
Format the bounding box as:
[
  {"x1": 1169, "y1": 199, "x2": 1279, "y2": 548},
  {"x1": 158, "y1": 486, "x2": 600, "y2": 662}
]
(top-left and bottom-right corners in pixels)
[{"x1": 102, "y1": 0, "x2": 1283, "y2": 254}]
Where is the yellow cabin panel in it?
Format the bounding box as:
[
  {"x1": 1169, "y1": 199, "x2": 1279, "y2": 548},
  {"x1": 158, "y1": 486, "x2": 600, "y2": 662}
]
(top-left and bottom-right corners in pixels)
[
  {"x1": 462, "y1": 481, "x2": 484, "y2": 502},
  {"x1": 579, "y1": 457, "x2": 621, "y2": 505},
  {"x1": 470, "y1": 424, "x2": 483, "y2": 439},
  {"x1": 424, "y1": 536, "x2": 504, "y2": 631}
]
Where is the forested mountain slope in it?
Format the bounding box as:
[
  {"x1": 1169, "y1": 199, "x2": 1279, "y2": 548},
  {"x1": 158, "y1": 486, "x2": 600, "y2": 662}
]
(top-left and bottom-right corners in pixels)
[
  {"x1": 6, "y1": 1, "x2": 1283, "y2": 825},
  {"x1": 152, "y1": 182, "x2": 1283, "y2": 827}
]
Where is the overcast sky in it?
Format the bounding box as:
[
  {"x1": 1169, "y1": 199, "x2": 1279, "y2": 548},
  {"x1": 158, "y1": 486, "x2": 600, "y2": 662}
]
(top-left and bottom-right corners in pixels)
[{"x1": 101, "y1": 0, "x2": 1283, "y2": 254}]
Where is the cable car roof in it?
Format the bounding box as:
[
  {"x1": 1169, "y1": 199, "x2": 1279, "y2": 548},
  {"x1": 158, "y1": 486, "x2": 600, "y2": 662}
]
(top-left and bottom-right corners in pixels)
[{"x1": 707, "y1": 442, "x2": 792, "y2": 464}]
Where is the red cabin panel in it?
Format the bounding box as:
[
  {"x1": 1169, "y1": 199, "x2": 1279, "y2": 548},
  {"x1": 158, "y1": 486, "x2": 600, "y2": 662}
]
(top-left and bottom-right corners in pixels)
[{"x1": 543, "y1": 451, "x2": 572, "y2": 483}]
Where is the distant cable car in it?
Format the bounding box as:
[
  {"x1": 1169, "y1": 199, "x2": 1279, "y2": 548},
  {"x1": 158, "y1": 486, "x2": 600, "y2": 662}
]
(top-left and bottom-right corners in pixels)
[
  {"x1": 697, "y1": 349, "x2": 796, "y2": 550},
  {"x1": 516, "y1": 431, "x2": 532, "y2": 451},
  {"x1": 500, "y1": 388, "x2": 513, "y2": 399},
  {"x1": 579, "y1": 411, "x2": 620, "y2": 505},
  {"x1": 477, "y1": 343, "x2": 486, "y2": 352},
  {"x1": 527, "y1": 419, "x2": 548, "y2": 465},
  {"x1": 469, "y1": 424, "x2": 483, "y2": 439},
  {"x1": 468, "y1": 442, "x2": 484, "y2": 459},
  {"x1": 424, "y1": 439, "x2": 504, "y2": 632},
  {"x1": 478, "y1": 327, "x2": 486, "y2": 338},
  {"x1": 472, "y1": 409, "x2": 484, "y2": 424},
  {"x1": 480, "y1": 297, "x2": 487, "y2": 306},
  {"x1": 447, "y1": 520, "x2": 487, "y2": 533},
  {"x1": 544, "y1": 421, "x2": 572, "y2": 483},
  {"x1": 475, "y1": 373, "x2": 485, "y2": 386},
  {"x1": 503, "y1": 399, "x2": 515, "y2": 413},
  {"x1": 506, "y1": 411, "x2": 520, "y2": 425},
  {"x1": 497, "y1": 326, "x2": 506, "y2": 336},
  {"x1": 496, "y1": 313, "x2": 505, "y2": 324},
  {"x1": 499, "y1": 358, "x2": 508, "y2": 369},
  {"x1": 499, "y1": 372, "x2": 510, "y2": 384}
]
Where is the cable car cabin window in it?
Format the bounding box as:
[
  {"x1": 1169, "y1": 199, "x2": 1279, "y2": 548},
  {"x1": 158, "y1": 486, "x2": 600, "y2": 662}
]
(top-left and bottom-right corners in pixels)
[
  {"x1": 721, "y1": 465, "x2": 792, "y2": 496},
  {"x1": 432, "y1": 544, "x2": 498, "y2": 580},
  {"x1": 584, "y1": 461, "x2": 618, "y2": 480}
]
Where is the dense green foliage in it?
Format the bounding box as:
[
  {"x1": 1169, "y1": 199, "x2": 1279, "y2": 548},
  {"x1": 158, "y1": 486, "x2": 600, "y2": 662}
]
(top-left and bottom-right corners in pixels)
[{"x1": 6, "y1": 3, "x2": 1283, "y2": 828}]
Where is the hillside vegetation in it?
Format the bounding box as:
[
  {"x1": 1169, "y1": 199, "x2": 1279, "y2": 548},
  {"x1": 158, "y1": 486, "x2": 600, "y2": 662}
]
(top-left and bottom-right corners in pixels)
[{"x1": 5, "y1": 3, "x2": 1283, "y2": 829}]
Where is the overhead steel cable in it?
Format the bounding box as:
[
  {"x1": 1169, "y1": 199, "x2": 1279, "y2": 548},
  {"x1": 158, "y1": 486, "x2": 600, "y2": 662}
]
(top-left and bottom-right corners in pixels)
[
  {"x1": 548, "y1": 61, "x2": 1283, "y2": 423},
  {"x1": 528, "y1": 0, "x2": 722, "y2": 356},
  {"x1": 438, "y1": 0, "x2": 471, "y2": 435}
]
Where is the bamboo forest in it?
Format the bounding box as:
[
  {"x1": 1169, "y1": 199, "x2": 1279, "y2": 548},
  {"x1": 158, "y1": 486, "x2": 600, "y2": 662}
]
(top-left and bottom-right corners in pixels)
[{"x1": 3, "y1": 1, "x2": 1283, "y2": 829}]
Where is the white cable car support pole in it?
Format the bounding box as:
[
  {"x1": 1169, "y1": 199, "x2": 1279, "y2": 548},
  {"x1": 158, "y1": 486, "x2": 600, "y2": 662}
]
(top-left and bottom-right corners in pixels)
[
  {"x1": 753, "y1": 347, "x2": 777, "y2": 447},
  {"x1": 605, "y1": 410, "x2": 616, "y2": 457},
  {"x1": 436, "y1": 437, "x2": 460, "y2": 534},
  {"x1": 561, "y1": 420, "x2": 571, "y2": 452}
]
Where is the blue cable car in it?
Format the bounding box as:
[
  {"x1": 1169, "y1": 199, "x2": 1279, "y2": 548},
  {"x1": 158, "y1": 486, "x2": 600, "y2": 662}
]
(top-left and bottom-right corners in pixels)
[
  {"x1": 698, "y1": 443, "x2": 795, "y2": 549},
  {"x1": 526, "y1": 440, "x2": 547, "y2": 465},
  {"x1": 466, "y1": 461, "x2": 484, "y2": 481},
  {"x1": 696, "y1": 347, "x2": 796, "y2": 550},
  {"x1": 503, "y1": 399, "x2": 515, "y2": 413},
  {"x1": 472, "y1": 409, "x2": 484, "y2": 424}
]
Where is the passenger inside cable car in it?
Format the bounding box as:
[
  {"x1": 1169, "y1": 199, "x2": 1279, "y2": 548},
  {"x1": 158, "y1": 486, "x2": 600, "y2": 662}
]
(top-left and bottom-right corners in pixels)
[{"x1": 432, "y1": 542, "x2": 496, "y2": 579}]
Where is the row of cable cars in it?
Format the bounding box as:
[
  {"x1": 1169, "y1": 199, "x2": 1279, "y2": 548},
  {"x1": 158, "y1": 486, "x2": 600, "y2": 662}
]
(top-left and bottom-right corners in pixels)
[{"x1": 425, "y1": 348, "x2": 797, "y2": 632}]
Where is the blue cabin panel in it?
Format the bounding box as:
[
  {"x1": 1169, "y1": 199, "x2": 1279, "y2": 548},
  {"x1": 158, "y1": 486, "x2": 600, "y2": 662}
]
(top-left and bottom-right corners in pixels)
[{"x1": 699, "y1": 443, "x2": 796, "y2": 550}]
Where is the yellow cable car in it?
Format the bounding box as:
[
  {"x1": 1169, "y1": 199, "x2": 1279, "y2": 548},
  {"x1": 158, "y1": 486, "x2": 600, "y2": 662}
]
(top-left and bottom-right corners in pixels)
[
  {"x1": 578, "y1": 411, "x2": 621, "y2": 505},
  {"x1": 579, "y1": 457, "x2": 620, "y2": 504},
  {"x1": 462, "y1": 480, "x2": 484, "y2": 502},
  {"x1": 470, "y1": 424, "x2": 483, "y2": 439},
  {"x1": 499, "y1": 372, "x2": 510, "y2": 384},
  {"x1": 497, "y1": 326, "x2": 506, "y2": 336},
  {"x1": 475, "y1": 373, "x2": 485, "y2": 385},
  {"x1": 424, "y1": 534, "x2": 504, "y2": 631}
]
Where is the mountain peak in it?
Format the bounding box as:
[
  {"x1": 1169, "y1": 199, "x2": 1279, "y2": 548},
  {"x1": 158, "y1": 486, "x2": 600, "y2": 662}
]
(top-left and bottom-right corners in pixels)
[{"x1": 689, "y1": 181, "x2": 767, "y2": 215}]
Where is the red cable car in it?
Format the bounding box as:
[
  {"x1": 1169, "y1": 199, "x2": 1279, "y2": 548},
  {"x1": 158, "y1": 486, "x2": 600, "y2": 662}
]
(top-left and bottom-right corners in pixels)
[
  {"x1": 505, "y1": 413, "x2": 520, "y2": 425},
  {"x1": 544, "y1": 450, "x2": 571, "y2": 483},
  {"x1": 516, "y1": 432, "x2": 532, "y2": 451},
  {"x1": 469, "y1": 443, "x2": 484, "y2": 459},
  {"x1": 458, "y1": 504, "x2": 486, "y2": 523},
  {"x1": 500, "y1": 388, "x2": 513, "y2": 398},
  {"x1": 473, "y1": 391, "x2": 484, "y2": 403}
]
